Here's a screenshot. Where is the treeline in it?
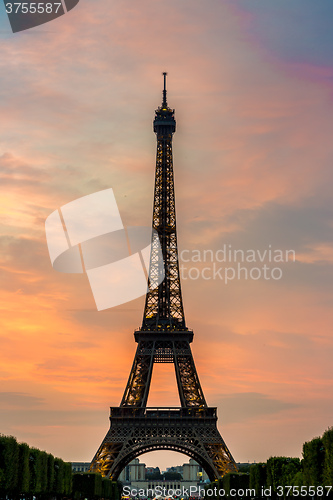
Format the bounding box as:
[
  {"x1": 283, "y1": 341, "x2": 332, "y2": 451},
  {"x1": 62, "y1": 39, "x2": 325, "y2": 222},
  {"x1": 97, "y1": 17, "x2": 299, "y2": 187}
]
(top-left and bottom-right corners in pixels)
[
  {"x1": 0, "y1": 435, "x2": 119, "y2": 500},
  {"x1": 250, "y1": 427, "x2": 333, "y2": 496},
  {"x1": 207, "y1": 427, "x2": 333, "y2": 499},
  {"x1": 0, "y1": 434, "x2": 72, "y2": 499},
  {"x1": 72, "y1": 474, "x2": 120, "y2": 500}
]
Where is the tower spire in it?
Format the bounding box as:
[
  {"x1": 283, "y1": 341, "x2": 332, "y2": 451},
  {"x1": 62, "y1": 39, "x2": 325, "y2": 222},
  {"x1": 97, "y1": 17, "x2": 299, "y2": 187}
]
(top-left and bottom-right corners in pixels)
[
  {"x1": 162, "y1": 71, "x2": 167, "y2": 107},
  {"x1": 141, "y1": 72, "x2": 185, "y2": 331}
]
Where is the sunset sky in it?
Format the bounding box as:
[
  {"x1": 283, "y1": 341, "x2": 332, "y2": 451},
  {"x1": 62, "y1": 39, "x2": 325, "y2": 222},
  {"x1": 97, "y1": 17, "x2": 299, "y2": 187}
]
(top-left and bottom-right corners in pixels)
[{"x1": 1, "y1": 0, "x2": 333, "y2": 471}]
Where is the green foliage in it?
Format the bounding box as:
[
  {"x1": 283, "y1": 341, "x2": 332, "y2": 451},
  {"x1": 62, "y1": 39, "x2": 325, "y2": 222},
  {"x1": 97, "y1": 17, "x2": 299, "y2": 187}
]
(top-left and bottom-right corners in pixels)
[
  {"x1": 53, "y1": 457, "x2": 73, "y2": 495},
  {"x1": 18, "y1": 442, "x2": 30, "y2": 493},
  {"x1": 163, "y1": 471, "x2": 182, "y2": 480},
  {"x1": 54, "y1": 457, "x2": 65, "y2": 494},
  {"x1": 73, "y1": 473, "x2": 103, "y2": 499},
  {"x1": 102, "y1": 477, "x2": 113, "y2": 499},
  {"x1": 0, "y1": 434, "x2": 19, "y2": 493},
  {"x1": 291, "y1": 471, "x2": 304, "y2": 486},
  {"x1": 281, "y1": 458, "x2": 302, "y2": 487},
  {"x1": 29, "y1": 447, "x2": 42, "y2": 494},
  {"x1": 102, "y1": 478, "x2": 120, "y2": 500},
  {"x1": 64, "y1": 461, "x2": 73, "y2": 494},
  {"x1": 0, "y1": 434, "x2": 73, "y2": 498},
  {"x1": 249, "y1": 463, "x2": 266, "y2": 495},
  {"x1": 146, "y1": 470, "x2": 162, "y2": 479},
  {"x1": 302, "y1": 437, "x2": 325, "y2": 486},
  {"x1": 221, "y1": 473, "x2": 250, "y2": 498},
  {"x1": 266, "y1": 457, "x2": 301, "y2": 491},
  {"x1": 0, "y1": 468, "x2": 5, "y2": 489},
  {"x1": 40, "y1": 450, "x2": 49, "y2": 493},
  {"x1": 47, "y1": 453, "x2": 55, "y2": 492},
  {"x1": 266, "y1": 457, "x2": 283, "y2": 490},
  {"x1": 0, "y1": 434, "x2": 75, "y2": 499},
  {"x1": 204, "y1": 480, "x2": 220, "y2": 500},
  {"x1": 237, "y1": 463, "x2": 251, "y2": 473},
  {"x1": 322, "y1": 427, "x2": 333, "y2": 486}
]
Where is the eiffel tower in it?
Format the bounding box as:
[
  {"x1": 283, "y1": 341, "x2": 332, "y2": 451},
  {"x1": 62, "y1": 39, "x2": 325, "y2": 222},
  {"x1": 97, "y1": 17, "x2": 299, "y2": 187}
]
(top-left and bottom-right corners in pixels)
[{"x1": 89, "y1": 74, "x2": 237, "y2": 481}]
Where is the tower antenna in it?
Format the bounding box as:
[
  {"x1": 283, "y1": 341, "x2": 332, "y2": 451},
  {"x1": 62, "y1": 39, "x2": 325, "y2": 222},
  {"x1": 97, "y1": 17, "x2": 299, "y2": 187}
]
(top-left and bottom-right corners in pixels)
[{"x1": 162, "y1": 71, "x2": 167, "y2": 107}]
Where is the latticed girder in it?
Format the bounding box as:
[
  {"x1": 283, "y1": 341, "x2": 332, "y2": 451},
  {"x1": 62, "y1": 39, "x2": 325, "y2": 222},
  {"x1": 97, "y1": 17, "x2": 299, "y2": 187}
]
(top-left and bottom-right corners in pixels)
[
  {"x1": 120, "y1": 334, "x2": 206, "y2": 408},
  {"x1": 205, "y1": 443, "x2": 238, "y2": 478},
  {"x1": 91, "y1": 442, "x2": 123, "y2": 477},
  {"x1": 142, "y1": 94, "x2": 185, "y2": 331},
  {"x1": 120, "y1": 354, "x2": 153, "y2": 407},
  {"x1": 89, "y1": 407, "x2": 237, "y2": 480},
  {"x1": 176, "y1": 355, "x2": 206, "y2": 407}
]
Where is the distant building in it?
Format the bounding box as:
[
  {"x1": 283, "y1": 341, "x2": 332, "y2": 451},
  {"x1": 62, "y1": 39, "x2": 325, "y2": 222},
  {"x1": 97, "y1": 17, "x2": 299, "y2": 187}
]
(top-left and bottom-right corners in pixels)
[
  {"x1": 71, "y1": 462, "x2": 90, "y2": 472},
  {"x1": 119, "y1": 458, "x2": 146, "y2": 482},
  {"x1": 119, "y1": 458, "x2": 209, "y2": 496},
  {"x1": 146, "y1": 466, "x2": 160, "y2": 475},
  {"x1": 166, "y1": 465, "x2": 183, "y2": 475},
  {"x1": 72, "y1": 459, "x2": 252, "y2": 486}
]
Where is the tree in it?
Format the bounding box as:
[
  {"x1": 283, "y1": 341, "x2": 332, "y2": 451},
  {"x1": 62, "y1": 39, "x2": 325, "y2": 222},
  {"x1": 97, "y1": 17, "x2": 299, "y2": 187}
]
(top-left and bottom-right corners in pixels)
[
  {"x1": 0, "y1": 469, "x2": 5, "y2": 491},
  {"x1": 29, "y1": 447, "x2": 42, "y2": 494},
  {"x1": 54, "y1": 457, "x2": 65, "y2": 496},
  {"x1": 302, "y1": 437, "x2": 324, "y2": 486},
  {"x1": 249, "y1": 463, "x2": 266, "y2": 495},
  {"x1": 222, "y1": 473, "x2": 250, "y2": 499},
  {"x1": 0, "y1": 435, "x2": 19, "y2": 494},
  {"x1": 291, "y1": 471, "x2": 304, "y2": 487},
  {"x1": 146, "y1": 471, "x2": 162, "y2": 480},
  {"x1": 266, "y1": 457, "x2": 287, "y2": 491},
  {"x1": 40, "y1": 450, "x2": 49, "y2": 494},
  {"x1": 281, "y1": 458, "x2": 301, "y2": 487},
  {"x1": 18, "y1": 442, "x2": 30, "y2": 494},
  {"x1": 73, "y1": 473, "x2": 102, "y2": 500},
  {"x1": 47, "y1": 453, "x2": 55, "y2": 493},
  {"x1": 163, "y1": 471, "x2": 182, "y2": 480},
  {"x1": 0, "y1": 434, "x2": 72, "y2": 499},
  {"x1": 322, "y1": 427, "x2": 333, "y2": 486},
  {"x1": 64, "y1": 461, "x2": 73, "y2": 495},
  {"x1": 266, "y1": 457, "x2": 301, "y2": 498},
  {"x1": 238, "y1": 463, "x2": 251, "y2": 473}
]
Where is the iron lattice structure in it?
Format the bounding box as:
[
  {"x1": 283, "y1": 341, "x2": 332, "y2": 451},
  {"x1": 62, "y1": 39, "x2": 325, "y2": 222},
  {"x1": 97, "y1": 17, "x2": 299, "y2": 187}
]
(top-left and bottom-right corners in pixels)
[{"x1": 89, "y1": 74, "x2": 237, "y2": 480}]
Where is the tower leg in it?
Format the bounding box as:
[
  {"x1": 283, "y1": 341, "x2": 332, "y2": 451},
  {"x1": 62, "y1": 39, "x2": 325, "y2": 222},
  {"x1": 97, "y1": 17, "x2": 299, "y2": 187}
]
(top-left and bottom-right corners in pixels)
[{"x1": 120, "y1": 342, "x2": 154, "y2": 407}]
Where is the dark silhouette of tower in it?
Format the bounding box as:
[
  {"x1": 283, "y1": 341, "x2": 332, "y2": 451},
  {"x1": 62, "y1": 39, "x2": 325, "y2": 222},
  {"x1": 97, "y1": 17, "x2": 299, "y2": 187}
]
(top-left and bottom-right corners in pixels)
[{"x1": 89, "y1": 74, "x2": 237, "y2": 480}]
